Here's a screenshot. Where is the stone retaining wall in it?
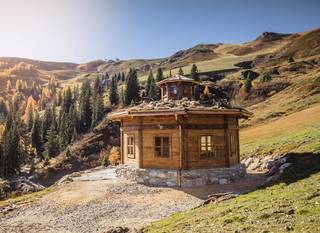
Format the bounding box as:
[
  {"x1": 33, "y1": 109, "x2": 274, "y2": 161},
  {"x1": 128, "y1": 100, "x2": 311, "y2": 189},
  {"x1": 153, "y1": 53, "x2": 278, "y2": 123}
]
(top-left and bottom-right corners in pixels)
[{"x1": 115, "y1": 164, "x2": 246, "y2": 187}]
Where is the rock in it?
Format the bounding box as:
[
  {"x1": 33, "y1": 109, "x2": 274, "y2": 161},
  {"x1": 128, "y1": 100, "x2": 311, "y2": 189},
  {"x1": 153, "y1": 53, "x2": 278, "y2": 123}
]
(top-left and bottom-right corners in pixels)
[
  {"x1": 268, "y1": 165, "x2": 278, "y2": 176},
  {"x1": 248, "y1": 158, "x2": 261, "y2": 170},
  {"x1": 115, "y1": 164, "x2": 246, "y2": 187},
  {"x1": 279, "y1": 163, "x2": 292, "y2": 174},
  {"x1": 242, "y1": 157, "x2": 253, "y2": 167},
  {"x1": 106, "y1": 226, "x2": 130, "y2": 233},
  {"x1": 219, "y1": 178, "x2": 229, "y2": 184},
  {"x1": 266, "y1": 173, "x2": 280, "y2": 183}
]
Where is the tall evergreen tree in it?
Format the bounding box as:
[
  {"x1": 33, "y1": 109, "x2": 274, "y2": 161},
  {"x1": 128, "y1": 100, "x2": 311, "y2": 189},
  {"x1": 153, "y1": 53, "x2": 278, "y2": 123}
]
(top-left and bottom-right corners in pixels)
[
  {"x1": 146, "y1": 71, "x2": 157, "y2": 100},
  {"x1": 1, "y1": 115, "x2": 20, "y2": 177},
  {"x1": 244, "y1": 73, "x2": 252, "y2": 93},
  {"x1": 146, "y1": 71, "x2": 154, "y2": 96},
  {"x1": 156, "y1": 67, "x2": 164, "y2": 81},
  {"x1": 78, "y1": 80, "x2": 92, "y2": 133},
  {"x1": 41, "y1": 106, "x2": 53, "y2": 144},
  {"x1": 178, "y1": 67, "x2": 184, "y2": 75},
  {"x1": 190, "y1": 64, "x2": 199, "y2": 81},
  {"x1": 124, "y1": 68, "x2": 139, "y2": 105},
  {"x1": 91, "y1": 92, "x2": 104, "y2": 128},
  {"x1": 44, "y1": 124, "x2": 60, "y2": 158},
  {"x1": 62, "y1": 86, "x2": 73, "y2": 111},
  {"x1": 93, "y1": 76, "x2": 103, "y2": 96},
  {"x1": 109, "y1": 75, "x2": 119, "y2": 105},
  {"x1": 31, "y1": 112, "x2": 42, "y2": 156}
]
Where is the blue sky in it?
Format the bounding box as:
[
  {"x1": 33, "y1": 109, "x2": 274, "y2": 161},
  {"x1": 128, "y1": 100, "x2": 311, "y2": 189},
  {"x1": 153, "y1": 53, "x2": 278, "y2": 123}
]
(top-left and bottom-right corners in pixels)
[{"x1": 0, "y1": 0, "x2": 319, "y2": 63}]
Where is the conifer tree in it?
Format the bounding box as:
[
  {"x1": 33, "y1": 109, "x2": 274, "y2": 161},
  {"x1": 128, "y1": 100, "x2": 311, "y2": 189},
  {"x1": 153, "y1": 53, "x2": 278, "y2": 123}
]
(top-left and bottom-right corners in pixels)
[
  {"x1": 119, "y1": 86, "x2": 125, "y2": 105},
  {"x1": 44, "y1": 124, "x2": 60, "y2": 158},
  {"x1": 78, "y1": 80, "x2": 92, "y2": 133},
  {"x1": 121, "y1": 72, "x2": 125, "y2": 82},
  {"x1": 41, "y1": 106, "x2": 53, "y2": 143},
  {"x1": 156, "y1": 67, "x2": 164, "y2": 81},
  {"x1": 146, "y1": 71, "x2": 154, "y2": 96},
  {"x1": 31, "y1": 112, "x2": 42, "y2": 156},
  {"x1": 70, "y1": 105, "x2": 79, "y2": 141},
  {"x1": 178, "y1": 67, "x2": 184, "y2": 75},
  {"x1": 91, "y1": 92, "x2": 104, "y2": 128},
  {"x1": 93, "y1": 76, "x2": 103, "y2": 96},
  {"x1": 1, "y1": 114, "x2": 20, "y2": 177},
  {"x1": 146, "y1": 71, "x2": 157, "y2": 100},
  {"x1": 244, "y1": 73, "x2": 252, "y2": 93},
  {"x1": 190, "y1": 64, "x2": 199, "y2": 81},
  {"x1": 109, "y1": 75, "x2": 119, "y2": 106},
  {"x1": 62, "y1": 87, "x2": 73, "y2": 111},
  {"x1": 124, "y1": 68, "x2": 140, "y2": 105}
]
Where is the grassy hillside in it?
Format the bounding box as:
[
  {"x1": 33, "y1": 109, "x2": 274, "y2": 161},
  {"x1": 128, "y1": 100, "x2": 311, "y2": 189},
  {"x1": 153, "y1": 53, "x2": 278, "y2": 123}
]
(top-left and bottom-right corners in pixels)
[
  {"x1": 240, "y1": 104, "x2": 320, "y2": 158},
  {"x1": 143, "y1": 154, "x2": 320, "y2": 233}
]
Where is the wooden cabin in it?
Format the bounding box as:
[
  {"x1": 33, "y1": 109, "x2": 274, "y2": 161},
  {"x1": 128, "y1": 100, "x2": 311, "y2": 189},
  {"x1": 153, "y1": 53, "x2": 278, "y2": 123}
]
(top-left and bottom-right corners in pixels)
[{"x1": 109, "y1": 75, "x2": 251, "y2": 170}]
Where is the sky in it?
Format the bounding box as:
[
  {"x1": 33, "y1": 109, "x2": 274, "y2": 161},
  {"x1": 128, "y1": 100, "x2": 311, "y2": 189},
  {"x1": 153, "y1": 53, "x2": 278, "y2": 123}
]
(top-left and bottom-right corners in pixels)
[{"x1": 0, "y1": 0, "x2": 319, "y2": 63}]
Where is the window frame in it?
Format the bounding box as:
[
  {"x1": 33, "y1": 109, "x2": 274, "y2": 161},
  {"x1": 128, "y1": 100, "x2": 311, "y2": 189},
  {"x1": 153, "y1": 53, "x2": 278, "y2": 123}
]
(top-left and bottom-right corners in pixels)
[
  {"x1": 126, "y1": 135, "x2": 135, "y2": 158},
  {"x1": 154, "y1": 135, "x2": 171, "y2": 158},
  {"x1": 199, "y1": 135, "x2": 216, "y2": 158}
]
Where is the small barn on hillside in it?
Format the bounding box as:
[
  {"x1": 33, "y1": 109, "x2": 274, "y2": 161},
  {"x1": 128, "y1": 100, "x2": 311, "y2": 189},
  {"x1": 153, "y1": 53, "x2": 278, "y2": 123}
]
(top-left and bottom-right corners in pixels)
[{"x1": 109, "y1": 75, "x2": 251, "y2": 187}]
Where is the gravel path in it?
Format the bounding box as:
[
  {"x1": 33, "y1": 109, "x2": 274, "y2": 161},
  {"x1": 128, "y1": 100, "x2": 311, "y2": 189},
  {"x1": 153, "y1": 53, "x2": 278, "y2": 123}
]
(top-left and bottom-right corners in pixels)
[{"x1": 0, "y1": 167, "x2": 266, "y2": 233}]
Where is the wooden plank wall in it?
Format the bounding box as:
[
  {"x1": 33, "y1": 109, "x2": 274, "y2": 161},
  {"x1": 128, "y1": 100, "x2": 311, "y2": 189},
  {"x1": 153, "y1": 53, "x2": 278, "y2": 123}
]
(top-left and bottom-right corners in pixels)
[
  {"x1": 122, "y1": 130, "x2": 140, "y2": 167},
  {"x1": 121, "y1": 114, "x2": 240, "y2": 169}
]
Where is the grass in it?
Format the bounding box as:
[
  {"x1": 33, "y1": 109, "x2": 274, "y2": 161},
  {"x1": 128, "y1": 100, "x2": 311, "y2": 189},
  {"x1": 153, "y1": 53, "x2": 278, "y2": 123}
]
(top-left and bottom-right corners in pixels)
[
  {"x1": 138, "y1": 53, "x2": 260, "y2": 82},
  {"x1": 0, "y1": 187, "x2": 54, "y2": 208},
  {"x1": 143, "y1": 157, "x2": 320, "y2": 233},
  {"x1": 240, "y1": 104, "x2": 320, "y2": 158}
]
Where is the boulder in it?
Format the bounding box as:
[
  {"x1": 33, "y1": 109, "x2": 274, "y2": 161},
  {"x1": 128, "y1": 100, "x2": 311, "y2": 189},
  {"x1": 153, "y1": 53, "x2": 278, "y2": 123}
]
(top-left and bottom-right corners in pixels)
[{"x1": 279, "y1": 163, "x2": 292, "y2": 174}]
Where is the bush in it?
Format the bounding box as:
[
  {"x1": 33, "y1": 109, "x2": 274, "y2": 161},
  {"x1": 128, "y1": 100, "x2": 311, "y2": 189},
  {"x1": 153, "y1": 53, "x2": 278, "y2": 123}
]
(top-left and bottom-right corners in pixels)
[
  {"x1": 99, "y1": 148, "x2": 109, "y2": 167},
  {"x1": 261, "y1": 74, "x2": 272, "y2": 83},
  {"x1": 108, "y1": 147, "x2": 120, "y2": 165}
]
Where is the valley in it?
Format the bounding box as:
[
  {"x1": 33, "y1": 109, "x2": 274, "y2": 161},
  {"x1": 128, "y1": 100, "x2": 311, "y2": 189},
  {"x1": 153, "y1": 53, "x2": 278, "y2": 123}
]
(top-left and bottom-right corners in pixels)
[{"x1": 0, "y1": 27, "x2": 319, "y2": 232}]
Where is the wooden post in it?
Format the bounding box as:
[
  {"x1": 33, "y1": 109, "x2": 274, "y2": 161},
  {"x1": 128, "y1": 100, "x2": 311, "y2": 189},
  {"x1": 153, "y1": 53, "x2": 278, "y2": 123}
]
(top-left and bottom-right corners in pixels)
[
  {"x1": 177, "y1": 115, "x2": 186, "y2": 187},
  {"x1": 224, "y1": 115, "x2": 230, "y2": 167},
  {"x1": 237, "y1": 117, "x2": 240, "y2": 163},
  {"x1": 138, "y1": 117, "x2": 143, "y2": 168},
  {"x1": 120, "y1": 119, "x2": 124, "y2": 164}
]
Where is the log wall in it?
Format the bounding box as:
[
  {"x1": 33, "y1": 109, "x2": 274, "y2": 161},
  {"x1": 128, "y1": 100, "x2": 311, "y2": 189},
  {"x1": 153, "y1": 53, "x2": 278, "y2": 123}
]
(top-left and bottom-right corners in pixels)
[{"x1": 120, "y1": 114, "x2": 240, "y2": 169}]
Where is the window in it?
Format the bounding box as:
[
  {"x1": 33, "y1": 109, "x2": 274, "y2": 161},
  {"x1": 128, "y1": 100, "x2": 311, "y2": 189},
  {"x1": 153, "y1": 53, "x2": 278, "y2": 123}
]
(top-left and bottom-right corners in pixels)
[
  {"x1": 154, "y1": 136, "x2": 170, "y2": 158},
  {"x1": 127, "y1": 135, "x2": 135, "y2": 158},
  {"x1": 169, "y1": 84, "x2": 177, "y2": 95},
  {"x1": 200, "y1": 135, "x2": 215, "y2": 157},
  {"x1": 183, "y1": 85, "x2": 190, "y2": 95}
]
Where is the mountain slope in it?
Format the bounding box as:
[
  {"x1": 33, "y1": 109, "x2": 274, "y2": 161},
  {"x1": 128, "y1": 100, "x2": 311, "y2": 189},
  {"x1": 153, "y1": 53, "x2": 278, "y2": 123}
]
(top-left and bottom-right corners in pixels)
[{"x1": 143, "y1": 154, "x2": 320, "y2": 233}]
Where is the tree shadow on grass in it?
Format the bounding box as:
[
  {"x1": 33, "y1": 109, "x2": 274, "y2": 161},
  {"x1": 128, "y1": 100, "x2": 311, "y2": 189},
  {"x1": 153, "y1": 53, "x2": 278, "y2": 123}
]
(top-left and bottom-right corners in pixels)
[{"x1": 279, "y1": 152, "x2": 320, "y2": 185}]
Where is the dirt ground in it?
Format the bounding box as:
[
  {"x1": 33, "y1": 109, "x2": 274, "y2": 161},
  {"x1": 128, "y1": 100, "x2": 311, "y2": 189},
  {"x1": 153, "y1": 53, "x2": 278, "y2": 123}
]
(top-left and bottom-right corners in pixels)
[{"x1": 0, "y1": 167, "x2": 266, "y2": 233}]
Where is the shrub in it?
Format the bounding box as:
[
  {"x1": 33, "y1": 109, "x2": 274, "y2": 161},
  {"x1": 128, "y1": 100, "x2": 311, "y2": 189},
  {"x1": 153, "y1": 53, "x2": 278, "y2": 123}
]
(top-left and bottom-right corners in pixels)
[
  {"x1": 108, "y1": 147, "x2": 120, "y2": 165},
  {"x1": 288, "y1": 55, "x2": 295, "y2": 63},
  {"x1": 261, "y1": 74, "x2": 272, "y2": 83},
  {"x1": 99, "y1": 148, "x2": 109, "y2": 167}
]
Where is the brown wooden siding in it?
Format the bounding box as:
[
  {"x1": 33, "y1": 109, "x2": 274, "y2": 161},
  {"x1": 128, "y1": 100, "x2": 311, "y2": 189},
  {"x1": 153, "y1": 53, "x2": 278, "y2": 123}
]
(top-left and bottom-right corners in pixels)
[
  {"x1": 120, "y1": 114, "x2": 240, "y2": 169},
  {"x1": 122, "y1": 130, "x2": 139, "y2": 167},
  {"x1": 142, "y1": 129, "x2": 180, "y2": 169}
]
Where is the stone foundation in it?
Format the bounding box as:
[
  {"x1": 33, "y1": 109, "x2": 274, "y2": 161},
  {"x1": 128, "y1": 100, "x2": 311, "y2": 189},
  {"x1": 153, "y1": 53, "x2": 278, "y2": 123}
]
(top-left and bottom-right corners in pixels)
[{"x1": 115, "y1": 163, "x2": 246, "y2": 187}]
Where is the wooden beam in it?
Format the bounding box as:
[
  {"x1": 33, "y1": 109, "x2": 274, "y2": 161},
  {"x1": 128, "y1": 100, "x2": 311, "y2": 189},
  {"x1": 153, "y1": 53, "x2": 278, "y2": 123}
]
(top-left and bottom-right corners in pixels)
[
  {"x1": 120, "y1": 119, "x2": 124, "y2": 164},
  {"x1": 121, "y1": 123, "x2": 238, "y2": 131},
  {"x1": 237, "y1": 117, "x2": 240, "y2": 163},
  {"x1": 224, "y1": 116, "x2": 230, "y2": 167},
  {"x1": 138, "y1": 117, "x2": 143, "y2": 168}
]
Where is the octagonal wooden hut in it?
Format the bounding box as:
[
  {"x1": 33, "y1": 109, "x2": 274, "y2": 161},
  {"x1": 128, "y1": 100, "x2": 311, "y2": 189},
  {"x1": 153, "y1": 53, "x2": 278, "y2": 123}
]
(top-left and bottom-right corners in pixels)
[{"x1": 109, "y1": 75, "x2": 251, "y2": 171}]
